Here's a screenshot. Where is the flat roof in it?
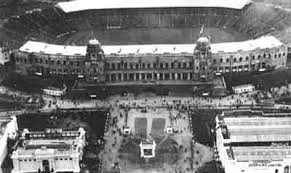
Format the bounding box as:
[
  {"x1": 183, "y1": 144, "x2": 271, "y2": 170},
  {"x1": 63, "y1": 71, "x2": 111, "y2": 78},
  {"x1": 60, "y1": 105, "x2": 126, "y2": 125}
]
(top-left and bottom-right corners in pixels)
[
  {"x1": 232, "y1": 146, "x2": 291, "y2": 161},
  {"x1": 0, "y1": 117, "x2": 14, "y2": 137},
  {"x1": 15, "y1": 129, "x2": 85, "y2": 155},
  {"x1": 57, "y1": 0, "x2": 252, "y2": 13},
  {"x1": 232, "y1": 84, "x2": 254, "y2": 89},
  {"x1": 18, "y1": 36, "x2": 283, "y2": 57},
  {"x1": 218, "y1": 111, "x2": 291, "y2": 161},
  {"x1": 224, "y1": 117, "x2": 291, "y2": 142}
]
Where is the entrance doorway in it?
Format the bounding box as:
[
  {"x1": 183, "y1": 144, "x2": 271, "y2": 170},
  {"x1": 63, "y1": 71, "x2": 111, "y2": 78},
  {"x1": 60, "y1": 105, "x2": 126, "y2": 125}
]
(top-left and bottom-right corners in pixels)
[{"x1": 42, "y1": 160, "x2": 50, "y2": 173}]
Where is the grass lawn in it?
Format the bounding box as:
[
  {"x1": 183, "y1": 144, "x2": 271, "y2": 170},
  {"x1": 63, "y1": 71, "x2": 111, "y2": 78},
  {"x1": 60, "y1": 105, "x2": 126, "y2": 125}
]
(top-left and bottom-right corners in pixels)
[
  {"x1": 134, "y1": 117, "x2": 147, "y2": 138},
  {"x1": 151, "y1": 118, "x2": 166, "y2": 138}
]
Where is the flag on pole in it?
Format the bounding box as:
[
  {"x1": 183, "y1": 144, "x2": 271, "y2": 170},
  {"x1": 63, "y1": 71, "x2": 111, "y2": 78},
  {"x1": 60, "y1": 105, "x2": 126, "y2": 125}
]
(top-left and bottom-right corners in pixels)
[{"x1": 199, "y1": 25, "x2": 204, "y2": 36}]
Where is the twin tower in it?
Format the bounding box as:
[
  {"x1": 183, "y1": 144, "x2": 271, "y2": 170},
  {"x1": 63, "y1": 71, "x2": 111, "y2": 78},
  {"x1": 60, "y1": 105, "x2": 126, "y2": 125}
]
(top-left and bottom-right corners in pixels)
[{"x1": 84, "y1": 37, "x2": 213, "y2": 83}]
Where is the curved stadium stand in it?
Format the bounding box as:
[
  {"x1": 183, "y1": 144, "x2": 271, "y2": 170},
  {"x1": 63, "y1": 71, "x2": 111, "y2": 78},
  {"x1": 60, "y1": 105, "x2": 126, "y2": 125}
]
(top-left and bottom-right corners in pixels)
[{"x1": 2, "y1": 0, "x2": 290, "y2": 49}]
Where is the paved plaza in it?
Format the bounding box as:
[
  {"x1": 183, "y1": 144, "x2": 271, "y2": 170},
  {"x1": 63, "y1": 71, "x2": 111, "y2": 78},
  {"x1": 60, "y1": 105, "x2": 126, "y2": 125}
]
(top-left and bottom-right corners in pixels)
[{"x1": 99, "y1": 106, "x2": 214, "y2": 173}]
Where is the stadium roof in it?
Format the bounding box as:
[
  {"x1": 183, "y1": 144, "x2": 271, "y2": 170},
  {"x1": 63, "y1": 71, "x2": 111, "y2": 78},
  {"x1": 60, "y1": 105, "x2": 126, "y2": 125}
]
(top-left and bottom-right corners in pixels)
[
  {"x1": 57, "y1": 0, "x2": 252, "y2": 13},
  {"x1": 19, "y1": 36, "x2": 283, "y2": 57}
]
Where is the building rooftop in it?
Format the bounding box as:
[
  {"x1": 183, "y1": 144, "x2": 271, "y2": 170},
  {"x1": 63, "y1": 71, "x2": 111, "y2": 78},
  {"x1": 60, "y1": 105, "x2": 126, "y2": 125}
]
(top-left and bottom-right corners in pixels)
[
  {"x1": 232, "y1": 146, "x2": 291, "y2": 161},
  {"x1": 56, "y1": 0, "x2": 252, "y2": 13},
  {"x1": 232, "y1": 84, "x2": 254, "y2": 89},
  {"x1": 0, "y1": 116, "x2": 15, "y2": 137},
  {"x1": 13, "y1": 128, "x2": 85, "y2": 156},
  {"x1": 18, "y1": 36, "x2": 283, "y2": 57},
  {"x1": 223, "y1": 116, "x2": 291, "y2": 142},
  {"x1": 218, "y1": 111, "x2": 291, "y2": 161}
]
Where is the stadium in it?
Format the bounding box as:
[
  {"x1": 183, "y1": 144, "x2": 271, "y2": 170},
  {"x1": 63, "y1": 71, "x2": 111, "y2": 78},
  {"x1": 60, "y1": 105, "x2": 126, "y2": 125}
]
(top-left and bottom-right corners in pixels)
[
  {"x1": 0, "y1": 0, "x2": 290, "y2": 97},
  {"x1": 2, "y1": 0, "x2": 254, "y2": 47},
  {"x1": 2, "y1": 0, "x2": 290, "y2": 47}
]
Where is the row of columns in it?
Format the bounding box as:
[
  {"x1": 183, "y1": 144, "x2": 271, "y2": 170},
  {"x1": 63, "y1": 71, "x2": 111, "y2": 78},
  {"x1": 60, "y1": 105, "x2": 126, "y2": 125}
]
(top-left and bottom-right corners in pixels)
[{"x1": 106, "y1": 72, "x2": 192, "y2": 82}]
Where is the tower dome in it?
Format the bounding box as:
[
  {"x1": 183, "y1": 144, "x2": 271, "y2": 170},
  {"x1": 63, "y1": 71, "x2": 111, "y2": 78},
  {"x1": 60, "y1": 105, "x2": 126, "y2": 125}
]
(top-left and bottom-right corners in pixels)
[
  {"x1": 197, "y1": 37, "x2": 209, "y2": 44},
  {"x1": 195, "y1": 36, "x2": 211, "y2": 51},
  {"x1": 88, "y1": 39, "x2": 100, "y2": 45},
  {"x1": 86, "y1": 38, "x2": 104, "y2": 61}
]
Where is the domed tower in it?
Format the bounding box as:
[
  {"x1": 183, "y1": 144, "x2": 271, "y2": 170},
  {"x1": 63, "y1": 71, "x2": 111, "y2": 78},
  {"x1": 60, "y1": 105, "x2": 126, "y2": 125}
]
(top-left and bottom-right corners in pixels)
[
  {"x1": 85, "y1": 39, "x2": 105, "y2": 83},
  {"x1": 193, "y1": 37, "x2": 213, "y2": 81}
]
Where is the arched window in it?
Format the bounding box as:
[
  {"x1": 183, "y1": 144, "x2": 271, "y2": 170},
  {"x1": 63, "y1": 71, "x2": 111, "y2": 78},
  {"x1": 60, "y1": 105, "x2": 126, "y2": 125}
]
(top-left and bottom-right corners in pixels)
[
  {"x1": 258, "y1": 55, "x2": 261, "y2": 59},
  {"x1": 226, "y1": 58, "x2": 229, "y2": 63},
  {"x1": 220, "y1": 59, "x2": 223, "y2": 63},
  {"x1": 233, "y1": 58, "x2": 237, "y2": 62},
  {"x1": 189, "y1": 62, "x2": 193, "y2": 68},
  {"x1": 183, "y1": 63, "x2": 187, "y2": 68},
  {"x1": 239, "y1": 57, "x2": 242, "y2": 62},
  {"x1": 245, "y1": 56, "x2": 249, "y2": 61},
  {"x1": 213, "y1": 59, "x2": 217, "y2": 64}
]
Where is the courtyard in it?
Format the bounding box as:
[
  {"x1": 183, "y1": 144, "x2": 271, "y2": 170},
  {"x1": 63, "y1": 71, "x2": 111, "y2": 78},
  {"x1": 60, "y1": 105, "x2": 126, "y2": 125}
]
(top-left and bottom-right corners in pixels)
[{"x1": 100, "y1": 107, "x2": 214, "y2": 173}]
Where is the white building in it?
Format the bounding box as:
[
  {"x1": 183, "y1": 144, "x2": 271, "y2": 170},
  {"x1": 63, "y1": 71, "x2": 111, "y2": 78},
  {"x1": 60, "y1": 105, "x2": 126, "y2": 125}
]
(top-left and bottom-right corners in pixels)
[
  {"x1": 42, "y1": 85, "x2": 67, "y2": 97},
  {"x1": 232, "y1": 84, "x2": 255, "y2": 94},
  {"x1": 0, "y1": 48, "x2": 10, "y2": 65},
  {"x1": 139, "y1": 139, "x2": 156, "y2": 159},
  {"x1": 0, "y1": 116, "x2": 18, "y2": 173},
  {"x1": 216, "y1": 110, "x2": 291, "y2": 173},
  {"x1": 11, "y1": 128, "x2": 86, "y2": 173}
]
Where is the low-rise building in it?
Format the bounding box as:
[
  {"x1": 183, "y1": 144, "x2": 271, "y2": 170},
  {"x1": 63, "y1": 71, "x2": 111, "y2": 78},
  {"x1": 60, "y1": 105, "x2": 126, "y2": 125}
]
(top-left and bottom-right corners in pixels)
[
  {"x1": 139, "y1": 139, "x2": 156, "y2": 159},
  {"x1": 216, "y1": 110, "x2": 291, "y2": 173},
  {"x1": 232, "y1": 84, "x2": 255, "y2": 94},
  {"x1": 0, "y1": 116, "x2": 18, "y2": 173},
  {"x1": 42, "y1": 85, "x2": 67, "y2": 97},
  {"x1": 11, "y1": 128, "x2": 86, "y2": 173},
  {"x1": 0, "y1": 47, "x2": 10, "y2": 65}
]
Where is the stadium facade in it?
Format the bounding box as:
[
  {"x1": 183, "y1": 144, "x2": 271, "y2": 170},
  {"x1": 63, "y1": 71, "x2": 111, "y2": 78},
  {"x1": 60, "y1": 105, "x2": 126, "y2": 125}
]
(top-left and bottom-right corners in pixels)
[
  {"x1": 13, "y1": 36, "x2": 287, "y2": 85},
  {"x1": 216, "y1": 110, "x2": 291, "y2": 173}
]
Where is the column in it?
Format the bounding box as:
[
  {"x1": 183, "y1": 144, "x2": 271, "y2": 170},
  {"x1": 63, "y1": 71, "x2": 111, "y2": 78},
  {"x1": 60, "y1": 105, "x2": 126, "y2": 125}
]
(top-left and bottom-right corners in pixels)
[
  {"x1": 157, "y1": 73, "x2": 160, "y2": 80},
  {"x1": 145, "y1": 73, "x2": 147, "y2": 80},
  {"x1": 175, "y1": 73, "x2": 178, "y2": 80},
  {"x1": 108, "y1": 74, "x2": 112, "y2": 82},
  {"x1": 139, "y1": 73, "x2": 142, "y2": 80},
  {"x1": 133, "y1": 73, "x2": 136, "y2": 81},
  {"x1": 121, "y1": 73, "x2": 124, "y2": 81},
  {"x1": 187, "y1": 73, "x2": 191, "y2": 80}
]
